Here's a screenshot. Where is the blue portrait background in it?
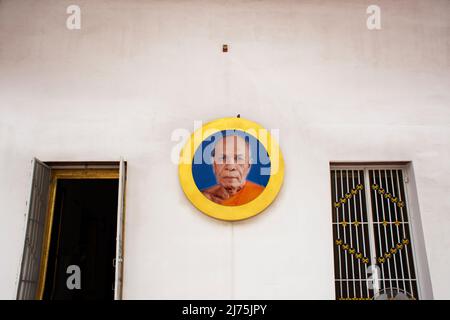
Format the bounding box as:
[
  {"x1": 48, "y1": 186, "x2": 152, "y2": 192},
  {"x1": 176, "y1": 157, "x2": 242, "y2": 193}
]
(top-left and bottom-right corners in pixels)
[{"x1": 192, "y1": 130, "x2": 271, "y2": 191}]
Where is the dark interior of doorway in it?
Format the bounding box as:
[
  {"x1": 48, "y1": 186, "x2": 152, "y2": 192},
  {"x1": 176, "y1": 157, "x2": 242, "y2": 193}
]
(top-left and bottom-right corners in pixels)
[{"x1": 43, "y1": 179, "x2": 118, "y2": 300}]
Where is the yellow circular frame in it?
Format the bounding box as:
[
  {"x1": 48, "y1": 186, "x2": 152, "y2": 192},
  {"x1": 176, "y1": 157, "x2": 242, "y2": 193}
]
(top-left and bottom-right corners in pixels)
[{"x1": 178, "y1": 117, "x2": 284, "y2": 221}]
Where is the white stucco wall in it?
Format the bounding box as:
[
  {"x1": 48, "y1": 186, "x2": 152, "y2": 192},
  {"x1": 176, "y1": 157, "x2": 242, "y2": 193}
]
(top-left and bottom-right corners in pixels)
[{"x1": 0, "y1": 0, "x2": 449, "y2": 299}]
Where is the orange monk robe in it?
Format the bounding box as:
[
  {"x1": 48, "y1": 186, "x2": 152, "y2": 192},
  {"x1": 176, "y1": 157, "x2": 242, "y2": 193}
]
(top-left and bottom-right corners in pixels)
[{"x1": 221, "y1": 181, "x2": 265, "y2": 206}]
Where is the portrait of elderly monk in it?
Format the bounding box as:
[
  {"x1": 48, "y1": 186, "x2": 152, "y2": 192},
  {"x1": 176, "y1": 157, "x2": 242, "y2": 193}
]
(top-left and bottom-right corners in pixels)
[{"x1": 202, "y1": 134, "x2": 265, "y2": 206}]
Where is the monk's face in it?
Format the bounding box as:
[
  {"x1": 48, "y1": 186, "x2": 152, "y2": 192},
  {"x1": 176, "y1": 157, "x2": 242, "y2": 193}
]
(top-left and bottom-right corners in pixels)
[{"x1": 213, "y1": 135, "x2": 251, "y2": 194}]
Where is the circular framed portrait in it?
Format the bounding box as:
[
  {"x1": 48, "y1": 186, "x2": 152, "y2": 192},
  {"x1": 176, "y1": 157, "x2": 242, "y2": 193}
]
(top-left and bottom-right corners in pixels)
[{"x1": 178, "y1": 117, "x2": 284, "y2": 221}]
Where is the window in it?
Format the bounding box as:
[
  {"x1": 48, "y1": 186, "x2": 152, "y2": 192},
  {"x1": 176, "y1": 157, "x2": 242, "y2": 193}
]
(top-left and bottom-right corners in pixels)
[
  {"x1": 330, "y1": 164, "x2": 430, "y2": 300},
  {"x1": 16, "y1": 159, "x2": 126, "y2": 300}
]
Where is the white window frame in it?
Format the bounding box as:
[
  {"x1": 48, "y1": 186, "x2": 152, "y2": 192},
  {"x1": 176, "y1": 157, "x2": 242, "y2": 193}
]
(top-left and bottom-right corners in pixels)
[{"x1": 330, "y1": 162, "x2": 433, "y2": 300}]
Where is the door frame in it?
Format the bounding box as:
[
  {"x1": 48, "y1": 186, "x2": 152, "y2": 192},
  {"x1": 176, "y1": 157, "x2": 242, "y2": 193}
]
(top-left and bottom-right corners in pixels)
[{"x1": 34, "y1": 164, "x2": 125, "y2": 300}]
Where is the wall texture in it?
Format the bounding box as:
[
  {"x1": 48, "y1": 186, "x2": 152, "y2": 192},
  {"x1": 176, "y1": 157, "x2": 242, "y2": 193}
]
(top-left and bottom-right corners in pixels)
[{"x1": 0, "y1": 0, "x2": 449, "y2": 299}]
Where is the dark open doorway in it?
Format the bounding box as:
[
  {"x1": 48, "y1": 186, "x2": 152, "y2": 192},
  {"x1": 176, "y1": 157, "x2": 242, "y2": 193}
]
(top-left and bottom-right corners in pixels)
[{"x1": 43, "y1": 179, "x2": 118, "y2": 300}]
